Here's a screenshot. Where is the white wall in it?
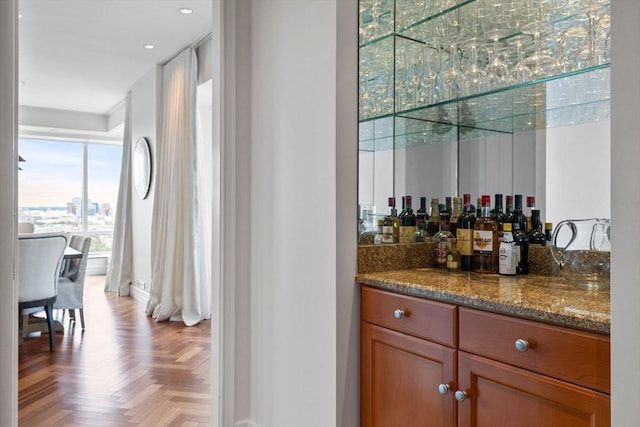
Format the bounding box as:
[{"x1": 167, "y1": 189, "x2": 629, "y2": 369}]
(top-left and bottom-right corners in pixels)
[
  {"x1": 611, "y1": 0, "x2": 640, "y2": 424},
  {"x1": 0, "y1": 2, "x2": 18, "y2": 426},
  {"x1": 129, "y1": 66, "x2": 161, "y2": 298}
]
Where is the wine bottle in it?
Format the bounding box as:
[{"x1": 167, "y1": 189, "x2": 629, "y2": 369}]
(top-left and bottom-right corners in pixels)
[
  {"x1": 449, "y1": 196, "x2": 460, "y2": 237},
  {"x1": 473, "y1": 195, "x2": 500, "y2": 274},
  {"x1": 426, "y1": 198, "x2": 440, "y2": 238},
  {"x1": 499, "y1": 223, "x2": 516, "y2": 276},
  {"x1": 399, "y1": 195, "x2": 417, "y2": 243},
  {"x1": 528, "y1": 209, "x2": 546, "y2": 246},
  {"x1": 492, "y1": 193, "x2": 506, "y2": 234},
  {"x1": 382, "y1": 197, "x2": 398, "y2": 244},
  {"x1": 457, "y1": 194, "x2": 476, "y2": 271},
  {"x1": 414, "y1": 196, "x2": 427, "y2": 242},
  {"x1": 433, "y1": 209, "x2": 454, "y2": 268},
  {"x1": 512, "y1": 222, "x2": 529, "y2": 274},
  {"x1": 374, "y1": 219, "x2": 384, "y2": 244},
  {"x1": 525, "y1": 196, "x2": 536, "y2": 233},
  {"x1": 513, "y1": 194, "x2": 527, "y2": 234},
  {"x1": 504, "y1": 194, "x2": 514, "y2": 225}
]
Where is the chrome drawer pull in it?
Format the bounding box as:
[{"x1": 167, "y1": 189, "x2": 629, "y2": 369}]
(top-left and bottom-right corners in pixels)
[
  {"x1": 438, "y1": 383, "x2": 450, "y2": 395},
  {"x1": 454, "y1": 390, "x2": 467, "y2": 402},
  {"x1": 515, "y1": 338, "x2": 530, "y2": 352},
  {"x1": 393, "y1": 309, "x2": 405, "y2": 319}
]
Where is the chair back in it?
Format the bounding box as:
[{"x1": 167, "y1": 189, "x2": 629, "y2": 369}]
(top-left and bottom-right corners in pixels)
[
  {"x1": 18, "y1": 222, "x2": 35, "y2": 234},
  {"x1": 63, "y1": 235, "x2": 92, "y2": 282},
  {"x1": 18, "y1": 232, "x2": 68, "y2": 303}
]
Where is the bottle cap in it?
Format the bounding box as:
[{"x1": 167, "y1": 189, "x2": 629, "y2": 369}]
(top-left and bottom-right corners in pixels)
[
  {"x1": 463, "y1": 193, "x2": 471, "y2": 205},
  {"x1": 388, "y1": 197, "x2": 395, "y2": 207},
  {"x1": 545, "y1": 222, "x2": 553, "y2": 230},
  {"x1": 527, "y1": 196, "x2": 535, "y2": 207},
  {"x1": 503, "y1": 223, "x2": 512, "y2": 231},
  {"x1": 406, "y1": 195, "x2": 412, "y2": 206},
  {"x1": 482, "y1": 194, "x2": 491, "y2": 207}
]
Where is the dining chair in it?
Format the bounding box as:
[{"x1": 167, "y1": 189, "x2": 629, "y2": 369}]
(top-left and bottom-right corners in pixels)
[
  {"x1": 55, "y1": 235, "x2": 91, "y2": 330},
  {"x1": 18, "y1": 232, "x2": 68, "y2": 351}
]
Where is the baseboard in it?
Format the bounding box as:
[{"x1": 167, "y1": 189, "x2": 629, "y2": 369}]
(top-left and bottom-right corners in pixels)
[
  {"x1": 130, "y1": 284, "x2": 150, "y2": 303},
  {"x1": 235, "y1": 420, "x2": 259, "y2": 427}
]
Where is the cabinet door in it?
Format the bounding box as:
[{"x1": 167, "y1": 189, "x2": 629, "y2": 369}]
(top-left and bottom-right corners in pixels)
[
  {"x1": 457, "y1": 352, "x2": 610, "y2": 427},
  {"x1": 361, "y1": 322, "x2": 456, "y2": 427}
]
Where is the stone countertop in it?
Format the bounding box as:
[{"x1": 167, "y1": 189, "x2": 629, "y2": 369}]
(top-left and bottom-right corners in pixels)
[{"x1": 356, "y1": 269, "x2": 610, "y2": 335}]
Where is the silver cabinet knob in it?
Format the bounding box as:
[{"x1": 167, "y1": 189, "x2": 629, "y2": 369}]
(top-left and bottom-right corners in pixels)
[
  {"x1": 393, "y1": 309, "x2": 405, "y2": 319},
  {"x1": 515, "y1": 338, "x2": 530, "y2": 352},
  {"x1": 438, "y1": 383, "x2": 450, "y2": 395},
  {"x1": 454, "y1": 390, "x2": 467, "y2": 402}
]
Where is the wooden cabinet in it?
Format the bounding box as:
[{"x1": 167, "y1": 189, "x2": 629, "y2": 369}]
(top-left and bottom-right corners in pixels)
[{"x1": 361, "y1": 286, "x2": 611, "y2": 427}]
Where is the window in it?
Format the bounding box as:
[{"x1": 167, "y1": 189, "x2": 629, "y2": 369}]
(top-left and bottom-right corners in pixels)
[{"x1": 18, "y1": 138, "x2": 122, "y2": 254}]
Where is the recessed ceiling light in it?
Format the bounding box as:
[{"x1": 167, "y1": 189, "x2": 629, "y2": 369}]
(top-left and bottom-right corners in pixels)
[
  {"x1": 143, "y1": 44, "x2": 155, "y2": 50},
  {"x1": 179, "y1": 8, "x2": 193, "y2": 14}
]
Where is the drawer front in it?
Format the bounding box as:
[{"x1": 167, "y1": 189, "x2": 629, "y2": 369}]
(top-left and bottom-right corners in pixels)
[
  {"x1": 361, "y1": 287, "x2": 456, "y2": 347},
  {"x1": 458, "y1": 307, "x2": 610, "y2": 393}
]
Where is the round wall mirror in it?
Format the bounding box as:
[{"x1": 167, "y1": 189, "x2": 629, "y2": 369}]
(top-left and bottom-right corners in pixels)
[{"x1": 133, "y1": 137, "x2": 152, "y2": 199}]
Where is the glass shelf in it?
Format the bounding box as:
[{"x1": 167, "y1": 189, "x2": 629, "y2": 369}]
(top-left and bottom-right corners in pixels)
[{"x1": 360, "y1": 66, "x2": 610, "y2": 152}]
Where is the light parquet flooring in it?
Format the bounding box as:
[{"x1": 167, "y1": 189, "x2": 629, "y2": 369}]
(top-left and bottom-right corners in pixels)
[{"x1": 18, "y1": 275, "x2": 211, "y2": 427}]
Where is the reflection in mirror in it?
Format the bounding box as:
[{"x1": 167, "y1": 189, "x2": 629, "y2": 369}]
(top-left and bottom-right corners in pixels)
[{"x1": 133, "y1": 137, "x2": 152, "y2": 200}]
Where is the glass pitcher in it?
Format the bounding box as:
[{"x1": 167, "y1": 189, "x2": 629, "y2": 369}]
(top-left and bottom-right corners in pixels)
[{"x1": 550, "y1": 218, "x2": 611, "y2": 286}]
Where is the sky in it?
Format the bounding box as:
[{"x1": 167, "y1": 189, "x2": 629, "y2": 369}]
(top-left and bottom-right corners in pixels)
[{"x1": 18, "y1": 138, "x2": 122, "y2": 208}]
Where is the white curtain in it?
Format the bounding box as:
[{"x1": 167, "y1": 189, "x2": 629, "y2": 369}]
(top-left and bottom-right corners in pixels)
[
  {"x1": 105, "y1": 93, "x2": 133, "y2": 296},
  {"x1": 146, "y1": 47, "x2": 210, "y2": 325}
]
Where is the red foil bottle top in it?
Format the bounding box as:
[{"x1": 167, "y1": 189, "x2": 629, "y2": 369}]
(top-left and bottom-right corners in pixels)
[
  {"x1": 388, "y1": 197, "x2": 395, "y2": 207},
  {"x1": 527, "y1": 196, "x2": 535, "y2": 207},
  {"x1": 406, "y1": 195, "x2": 412, "y2": 206},
  {"x1": 482, "y1": 194, "x2": 491, "y2": 207},
  {"x1": 463, "y1": 193, "x2": 471, "y2": 205}
]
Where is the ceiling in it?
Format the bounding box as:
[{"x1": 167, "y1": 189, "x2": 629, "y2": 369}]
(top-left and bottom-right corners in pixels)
[{"x1": 18, "y1": 0, "x2": 212, "y2": 126}]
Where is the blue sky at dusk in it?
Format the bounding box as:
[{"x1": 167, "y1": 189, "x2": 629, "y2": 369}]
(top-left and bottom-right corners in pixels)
[{"x1": 19, "y1": 138, "x2": 122, "y2": 208}]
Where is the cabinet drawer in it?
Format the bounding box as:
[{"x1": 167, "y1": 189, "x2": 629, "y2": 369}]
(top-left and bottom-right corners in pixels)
[
  {"x1": 458, "y1": 307, "x2": 610, "y2": 393},
  {"x1": 361, "y1": 287, "x2": 456, "y2": 347}
]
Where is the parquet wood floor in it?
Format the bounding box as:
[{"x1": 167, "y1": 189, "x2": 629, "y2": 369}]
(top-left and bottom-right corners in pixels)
[{"x1": 18, "y1": 275, "x2": 211, "y2": 427}]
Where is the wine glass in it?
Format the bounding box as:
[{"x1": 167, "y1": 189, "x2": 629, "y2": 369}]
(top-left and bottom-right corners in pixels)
[
  {"x1": 485, "y1": 42, "x2": 512, "y2": 91},
  {"x1": 439, "y1": 43, "x2": 464, "y2": 102}
]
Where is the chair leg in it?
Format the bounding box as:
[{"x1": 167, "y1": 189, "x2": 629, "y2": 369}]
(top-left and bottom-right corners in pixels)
[
  {"x1": 79, "y1": 309, "x2": 85, "y2": 330},
  {"x1": 44, "y1": 304, "x2": 55, "y2": 352},
  {"x1": 21, "y1": 314, "x2": 30, "y2": 338}
]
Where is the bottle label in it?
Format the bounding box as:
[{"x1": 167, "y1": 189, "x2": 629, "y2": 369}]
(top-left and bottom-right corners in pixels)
[
  {"x1": 473, "y1": 230, "x2": 494, "y2": 253},
  {"x1": 382, "y1": 225, "x2": 395, "y2": 243},
  {"x1": 399, "y1": 225, "x2": 416, "y2": 243},
  {"x1": 457, "y1": 229, "x2": 473, "y2": 256},
  {"x1": 499, "y1": 242, "x2": 516, "y2": 275}
]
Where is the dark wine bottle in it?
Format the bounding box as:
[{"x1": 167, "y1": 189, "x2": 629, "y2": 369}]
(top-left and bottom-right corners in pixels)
[
  {"x1": 456, "y1": 193, "x2": 476, "y2": 271},
  {"x1": 492, "y1": 193, "x2": 506, "y2": 234},
  {"x1": 528, "y1": 209, "x2": 546, "y2": 246},
  {"x1": 399, "y1": 195, "x2": 416, "y2": 243},
  {"x1": 504, "y1": 194, "x2": 514, "y2": 225},
  {"x1": 512, "y1": 222, "x2": 529, "y2": 274},
  {"x1": 426, "y1": 198, "x2": 440, "y2": 239},
  {"x1": 513, "y1": 194, "x2": 527, "y2": 234}
]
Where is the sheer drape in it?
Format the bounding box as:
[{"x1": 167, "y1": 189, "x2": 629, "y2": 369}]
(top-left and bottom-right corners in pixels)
[
  {"x1": 146, "y1": 47, "x2": 209, "y2": 325},
  {"x1": 105, "y1": 93, "x2": 133, "y2": 296}
]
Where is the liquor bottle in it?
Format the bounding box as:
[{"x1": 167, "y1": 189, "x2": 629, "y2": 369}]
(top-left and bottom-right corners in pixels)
[
  {"x1": 473, "y1": 195, "x2": 500, "y2": 274},
  {"x1": 426, "y1": 198, "x2": 440, "y2": 238},
  {"x1": 513, "y1": 194, "x2": 527, "y2": 234},
  {"x1": 399, "y1": 195, "x2": 417, "y2": 243},
  {"x1": 449, "y1": 196, "x2": 460, "y2": 237},
  {"x1": 504, "y1": 195, "x2": 514, "y2": 225},
  {"x1": 414, "y1": 196, "x2": 427, "y2": 242},
  {"x1": 525, "y1": 196, "x2": 536, "y2": 233},
  {"x1": 512, "y1": 222, "x2": 529, "y2": 274},
  {"x1": 545, "y1": 222, "x2": 553, "y2": 242},
  {"x1": 499, "y1": 223, "x2": 516, "y2": 276},
  {"x1": 447, "y1": 238, "x2": 461, "y2": 271},
  {"x1": 492, "y1": 193, "x2": 506, "y2": 234},
  {"x1": 382, "y1": 197, "x2": 398, "y2": 244},
  {"x1": 457, "y1": 193, "x2": 476, "y2": 271},
  {"x1": 433, "y1": 209, "x2": 454, "y2": 268},
  {"x1": 528, "y1": 209, "x2": 546, "y2": 246}
]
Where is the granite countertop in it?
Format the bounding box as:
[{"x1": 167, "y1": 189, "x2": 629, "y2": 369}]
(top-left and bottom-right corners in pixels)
[{"x1": 356, "y1": 269, "x2": 610, "y2": 335}]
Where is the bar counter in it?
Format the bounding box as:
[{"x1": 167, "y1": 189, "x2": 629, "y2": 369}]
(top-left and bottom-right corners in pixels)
[{"x1": 356, "y1": 268, "x2": 610, "y2": 335}]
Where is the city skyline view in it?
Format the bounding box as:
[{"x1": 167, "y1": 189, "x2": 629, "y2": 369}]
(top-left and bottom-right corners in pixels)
[{"x1": 18, "y1": 138, "x2": 122, "y2": 208}]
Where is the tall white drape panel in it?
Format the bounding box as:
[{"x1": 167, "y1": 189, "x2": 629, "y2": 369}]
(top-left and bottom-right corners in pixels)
[
  {"x1": 146, "y1": 47, "x2": 210, "y2": 325},
  {"x1": 105, "y1": 93, "x2": 133, "y2": 296}
]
